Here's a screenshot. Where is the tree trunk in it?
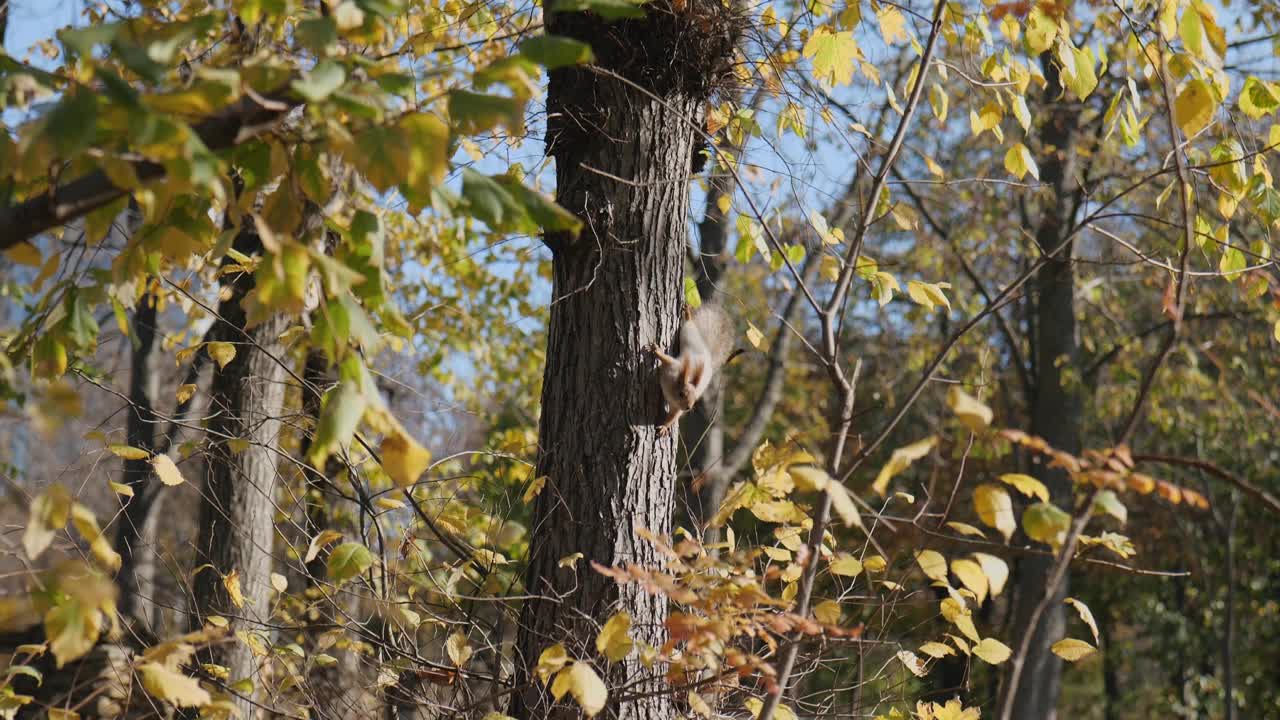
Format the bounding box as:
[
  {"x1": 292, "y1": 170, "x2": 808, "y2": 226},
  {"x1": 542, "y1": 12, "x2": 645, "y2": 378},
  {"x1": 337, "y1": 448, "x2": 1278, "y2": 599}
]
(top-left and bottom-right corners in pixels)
[
  {"x1": 1005, "y1": 52, "x2": 1083, "y2": 720},
  {"x1": 509, "y1": 5, "x2": 735, "y2": 717},
  {"x1": 115, "y1": 288, "x2": 161, "y2": 629},
  {"x1": 191, "y1": 226, "x2": 290, "y2": 718}
]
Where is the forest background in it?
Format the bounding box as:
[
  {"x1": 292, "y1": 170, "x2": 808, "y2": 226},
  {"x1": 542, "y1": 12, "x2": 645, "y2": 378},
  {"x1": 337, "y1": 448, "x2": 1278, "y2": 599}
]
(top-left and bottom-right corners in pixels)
[{"x1": 0, "y1": 0, "x2": 1278, "y2": 718}]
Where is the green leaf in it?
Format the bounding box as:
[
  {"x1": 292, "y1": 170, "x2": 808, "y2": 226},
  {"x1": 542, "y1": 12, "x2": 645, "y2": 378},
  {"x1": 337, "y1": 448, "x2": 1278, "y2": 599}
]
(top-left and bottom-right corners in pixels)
[
  {"x1": 296, "y1": 17, "x2": 339, "y2": 52},
  {"x1": 308, "y1": 381, "x2": 367, "y2": 465},
  {"x1": 291, "y1": 61, "x2": 346, "y2": 102},
  {"x1": 1023, "y1": 502, "x2": 1071, "y2": 548},
  {"x1": 327, "y1": 542, "x2": 375, "y2": 585},
  {"x1": 44, "y1": 90, "x2": 99, "y2": 157},
  {"x1": 58, "y1": 23, "x2": 121, "y2": 57},
  {"x1": 1095, "y1": 490, "x2": 1127, "y2": 525},
  {"x1": 462, "y1": 169, "x2": 527, "y2": 232},
  {"x1": 519, "y1": 36, "x2": 595, "y2": 68},
  {"x1": 449, "y1": 90, "x2": 525, "y2": 135},
  {"x1": 494, "y1": 175, "x2": 584, "y2": 235}
]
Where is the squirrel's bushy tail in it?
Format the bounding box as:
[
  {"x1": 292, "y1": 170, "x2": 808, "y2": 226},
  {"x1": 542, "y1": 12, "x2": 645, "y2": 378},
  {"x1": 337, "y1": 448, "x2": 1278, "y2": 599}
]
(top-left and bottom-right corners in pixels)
[{"x1": 690, "y1": 302, "x2": 736, "y2": 369}]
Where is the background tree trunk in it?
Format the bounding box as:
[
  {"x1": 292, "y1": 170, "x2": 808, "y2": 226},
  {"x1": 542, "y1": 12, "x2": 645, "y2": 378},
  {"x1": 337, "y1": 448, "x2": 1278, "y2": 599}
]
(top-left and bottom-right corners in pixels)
[
  {"x1": 1005, "y1": 51, "x2": 1083, "y2": 720},
  {"x1": 191, "y1": 226, "x2": 290, "y2": 718},
  {"x1": 116, "y1": 288, "x2": 160, "y2": 629},
  {"x1": 509, "y1": 5, "x2": 735, "y2": 716}
]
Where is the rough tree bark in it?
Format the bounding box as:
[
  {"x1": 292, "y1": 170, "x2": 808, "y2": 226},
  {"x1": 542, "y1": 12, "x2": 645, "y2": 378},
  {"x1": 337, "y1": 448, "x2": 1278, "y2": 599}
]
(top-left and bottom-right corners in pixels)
[
  {"x1": 1004, "y1": 51, "x2": 1083, "y2": 720},
  {"x1": 191, "y1": 225, "x2": 290, "y2": 718},
  {"x1": 509, "y1": 3, "x2": 736, "y2": 717}
]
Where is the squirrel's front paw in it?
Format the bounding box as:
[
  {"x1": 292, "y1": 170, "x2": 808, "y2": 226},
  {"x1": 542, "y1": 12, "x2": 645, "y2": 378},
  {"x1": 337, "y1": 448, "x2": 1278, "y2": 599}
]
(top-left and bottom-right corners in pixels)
[{"x1": 656, "y1": 423, "x2": 673, "y2": 438}]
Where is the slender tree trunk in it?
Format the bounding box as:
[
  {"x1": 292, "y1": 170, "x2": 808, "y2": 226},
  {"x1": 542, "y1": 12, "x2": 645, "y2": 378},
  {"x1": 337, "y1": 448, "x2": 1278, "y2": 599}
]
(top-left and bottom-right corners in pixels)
[
  {"x1": 1005, "y1": 52, "x2": 1082, "y2": 720},
  {"x1": 191, "y1": 226, "x2": 290, "y2": 718},
  {"x1": 116, "y1": 288, "x2": 160, "y2": 628},
  {"x1": 509, "y1": 5, "x2": 734, "y2": 716}
]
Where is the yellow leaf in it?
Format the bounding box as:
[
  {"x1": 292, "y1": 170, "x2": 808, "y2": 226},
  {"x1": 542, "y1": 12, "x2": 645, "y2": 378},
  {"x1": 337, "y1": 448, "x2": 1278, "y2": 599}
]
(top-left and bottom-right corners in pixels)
[
  {"x1": 375, "y1": 497, "x2": 405, "y2": 510},
  {"x1": 5, "y1": 242, "x2": 42, "y2": 266},
  {"x1": 915, "y1": 550, "x2": 949, "y2": 583},
  {"x1": 558, "y1": 552, "x2": 583, "y2": 569},
  {"x1": 550, "y1": 667, "x2": 572, "y2": 700},
  {"x1": 863, "y1": 555, "x2": 887, "y2": 573},
  {"x1": 972, "y1": 637, "x2": 1012, "y2": 664},
  {"x1": 951, "y1": 559, "x2": 988, "y2": 605},
  {"x1": 829, "y1": 553, "x2": 863, "y2": 577},
  {"x1": 205, "y1": 341, "x2": 236, "y2": 369},
  {"x1": 745, "y1": 322, "x2": 767, "y2": 350},
  {"x1": 997, "y1": 473, "x2": 1049, "y2": 502},
  {"x1": 70, "y1": 504, "x2": 122, "y2": 573},
  {"x1": 969, "y1": 102, "x2": 1002, "y2": 137},
  {"x1": 924, "y1": 155, "x2": 944, "y2": 179},
  {"x1": 523, "y1": 476, "x2": 547, "y2": 503},
  {"x1": 973, "y1": 484, "x2": 1016, "y2": 541},
  {"x1": 973, "y1": 552, "x2": 1009, "y2": 597},
  {"x1": 139, "y1": 662, "x2": 212, "y2": 707},
  {"x1": 24, "y1": 485, "x2": 72, "y2": 561},
  {"x1": 1064, "y1": 597, "x2": 1100, "y2": 644},
  {"x1": 941, "y1": 598, "x2": 980, "y2": 642},
  {"x1": 270, "y1": 573, "x2": 287, "y2": 593},
  {"x1": 535, "y1": 644, "x2": 570, "y2": 684},
  {"x1": 223, "y1": 570, "x2": 245, "y2": 608},
  {"x1": 108, "y1": 444, "x2": 151, "y2": 460},
  {"x1": 906, "y1": 280, "x2": 952, "y2": 312},
  {"x1": 1025, "y1": 7, "x2": 1057, "y2": 54},
  {"x1": 175, "y1": 383, "x2": 197, "y2": 404},
  {"x1": 305, "y1": 529, "x2": 344, "y2": 564},
  {"x1": 745, "y1": 697, "x2": 798, "y2": 720},
  {"x1": 749, "y1": 499, "x2": 798, "y2": 523},
  {"x1": 871, "y1": 436, "x2": 937, "y2": 495},
  {"x1": 381, "y1": 426, "x2": 432, "y2": 488},
  {"x1": 946, "y1": 521, "x2": 986, "y2": 538},
  {"x1": 1174, "y1": 79, "x2": 1216, "y2": 138},
  {"x1": 1051, "y1": 638, "x2": 1097, "y2": 662},
  {"x1": 918, "y1": 641, "x2": 955, "y2": 658},
  {"x1": 565, "y1": 662, "x2": 607, "y2": 717},
  {"x1": 803, "y1": 28, "x2": 860, "y2": 87},
  {"x1": 1004, "y1": 143, "x2": 1040, "y2": 181},
  {"x1": 595, "y1": 612, "x2": 634, "y2": 663},
  {"x1": 447, "y1": 631, "x2": 473, "y2": 667},
  {"x1": 109, "y1": 481, "x2": 134, "y2": 497},
  {"x1": 814, "y1": 600, "x2": 842, "y2": 624},
  {"x1": 877, "y1": 6, "x2": 907, "y2": 45},
  {"x1": 151, "y1": 454, "x2": 186, "y2": 486},
  {"x1": 688, "y1": 692, "x2": 713, "y2": 718},
  {"x1": 946, "y1": 387, "x2": 992, "y2": 431}
]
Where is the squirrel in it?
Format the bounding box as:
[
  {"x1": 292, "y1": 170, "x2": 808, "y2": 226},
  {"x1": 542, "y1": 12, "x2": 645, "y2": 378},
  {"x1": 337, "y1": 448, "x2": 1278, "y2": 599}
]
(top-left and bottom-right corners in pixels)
[{"x1": 648, "y1": 301, "x2": 739, "y2": 435}]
